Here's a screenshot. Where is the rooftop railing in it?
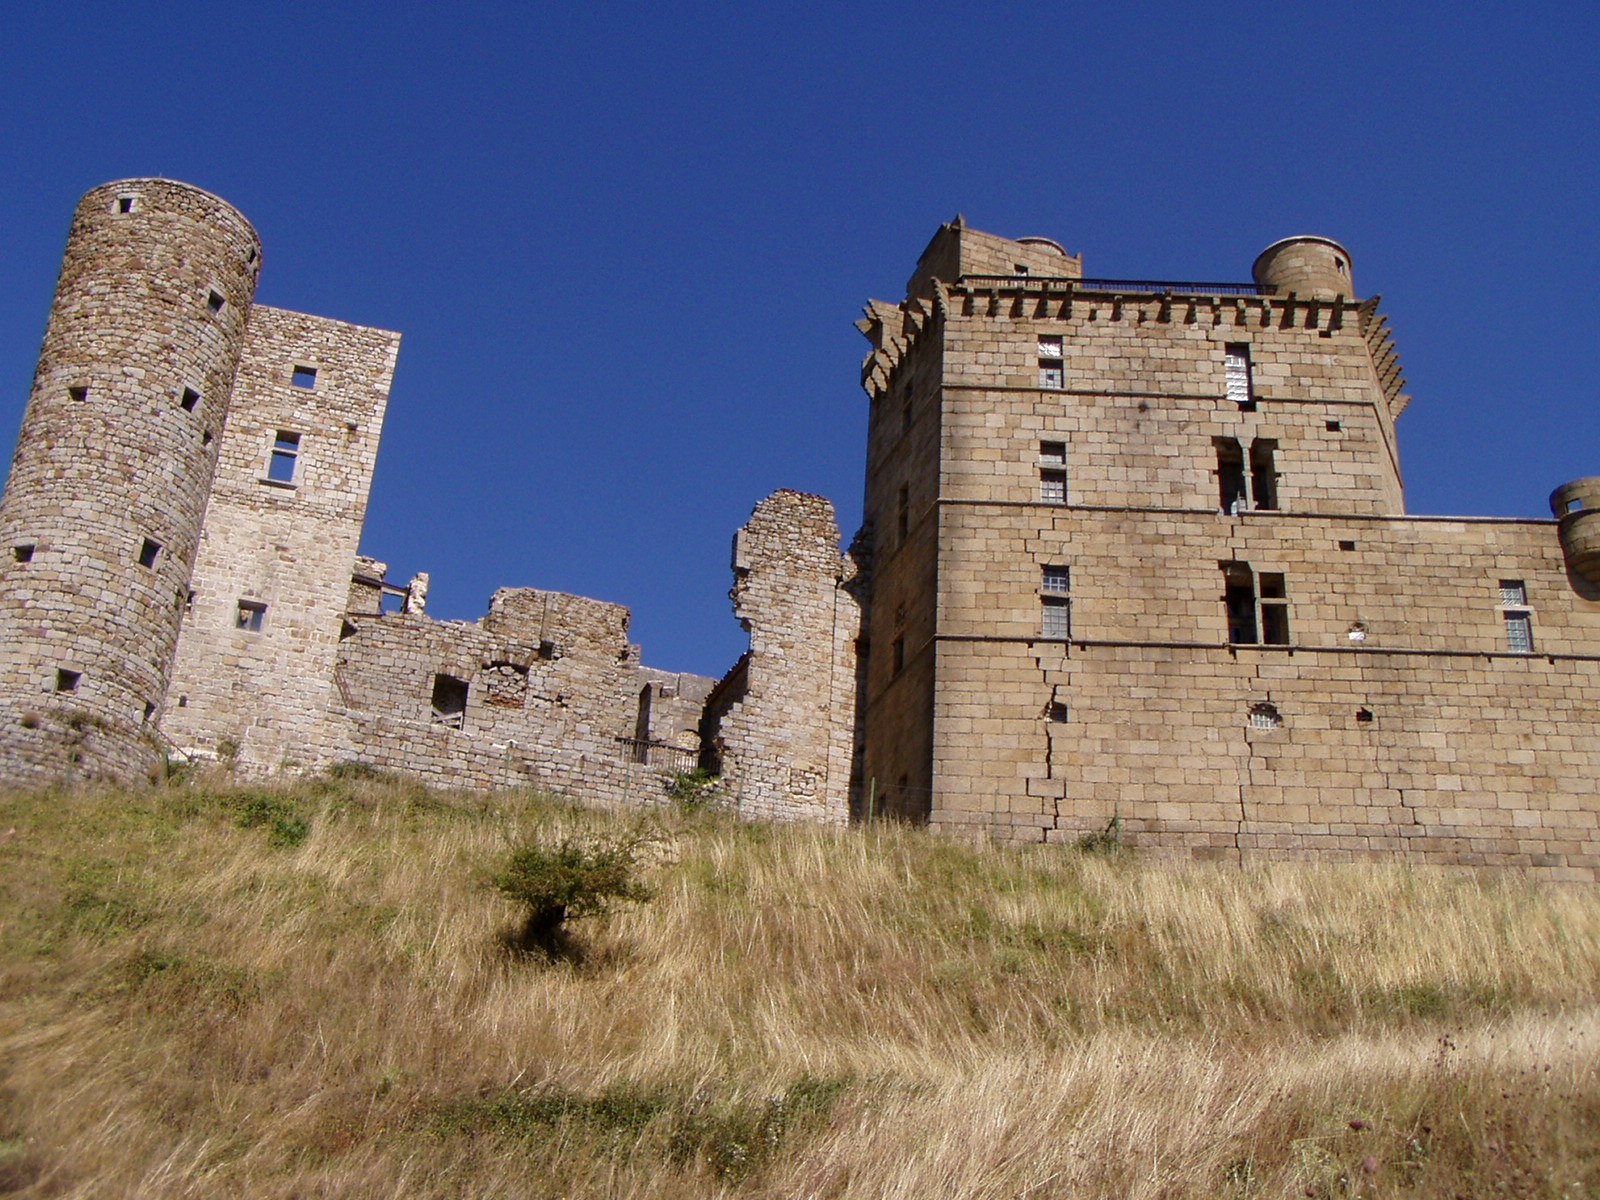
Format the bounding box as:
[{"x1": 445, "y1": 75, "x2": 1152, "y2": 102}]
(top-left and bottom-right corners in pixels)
[{"x1": 960, "y1": 274, "x2": 1274, "y2": 296}]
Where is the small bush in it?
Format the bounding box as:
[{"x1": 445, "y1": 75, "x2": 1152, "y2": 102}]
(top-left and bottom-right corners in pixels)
[
  {"x1": 225, "y1": 790, "x2": 311, "y2": 847},
  {"x1": 663, "y1": 767, "x2": 723, "y2": 811},
  {"x1": 1078, "y1": 814, "x2": 1127, "y2": 857},
  {"x1": 493, "y1": 835, "x2": 654, "y2": 953}
]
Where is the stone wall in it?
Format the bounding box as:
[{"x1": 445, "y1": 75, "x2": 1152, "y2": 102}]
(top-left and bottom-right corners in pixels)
[
  {"x1": 163, "y1": 307, "x2": 399, "y2": 771},
  {"x1": 703, "y1": 491, "x2": 861, "y2": 824}
]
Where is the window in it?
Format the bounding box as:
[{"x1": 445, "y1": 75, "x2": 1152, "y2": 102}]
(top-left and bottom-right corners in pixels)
[
  {"x1": 180, "y1": 387, "x2": 199, "y2": 412},
  {"x1": 1499, "y1": 580, "x2": 1527, "y2": 607},
  {"x1": 1215, "y1": 438, "x2": 1247, "y2": 514},
  {"x1": 12, "y1": 544, "x2": 34, "y2": 563},
  {"x1": 1224, "y1": 343, "x2": 1254, "y2": 409},
  {"x1": 68, "y1": 386, "x2": 87, "y2": 403},
  {"x1": 1338, "y1": 540, "x2": 1357, "y2": 551},
  {"x1": 897, "y1": 484, "x2": 909, "y2": 544},
  {"x1": 1038, "y1": 335, "x2": 1064, "y2": 389},
  {"x1": 55, "y1": 669, "x2": 81, "y2": 693},
  {"x1": 1326, "y1": 420, "x2": 1342, "y2": 432},
  {"x1": 891, "y1": 636, "x2": 905, "y2": 676},
  {"x1": 1250, "y1": 439, "x2": 1279, "y2": 510},
  {"x1": 1041, "y1": 565, "x2": 1069, "y2": 595},
  {"x1": 206, "y1": 290, "x2": 226, "y2": 314},
  {"x1": 236, "y1": 600, "x2": 266, "y2": 632},
  {"x1": 1505, "y1": 612, "x2": 1534, "y2": 654},
  {"x1": 1042, "y1": 597, "x2": 1071, "y2": 639},
  {"x1": 137, "y1": 538, "x2": 161, "y2": 569},
  {"x1": 1566, "y1": 497, "x2": 1587, "y2": 514},
  {"x1": 1259, "y1": 573, "x2": 1290, "y2": 644},
  {"x1": 431, "y1": 674, "x2": 469, "y2": 728},
  {"x1": 1039, "y1": 441, "x2": 1067, "y2": 505},
  {"x1": 1046, "y1": 701, "x2": 1070, "y2": 722},
  {"x1": 115, "y1": 196, "x2": 135, "y2": 214},
  {"x1": 291, "y1": 365, "x2": 318, "y2": 389},
  {"x1": 1014, "y1": 263, "x2": 1030, "y2": 276},
  {"x1": 1248, "y1": 702, "x2": 1282, "y2": 729},
  {"x1": 901, "y1": 399, "x2": 912, "y2": 435},
  {"x1": 267, "y1": 431, "x2": 301, "y2": 484}
]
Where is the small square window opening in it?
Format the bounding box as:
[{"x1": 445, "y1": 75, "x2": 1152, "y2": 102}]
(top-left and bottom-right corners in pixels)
[
  {"x1": 267, "y1": 431, "x2": 301, "y2": 484},
  {"x1": 1326, "y1": 420, "x2": 1342, "y2": 432},
  {"x1": 179, "y1": 387, "x2": 199, "y2": 412},
  {"x1": 236, "y1": 600, "x2": 267, "y2": 633},
  {"x1": 1567, "y1": 497, "x2": 1587, "y2": 514},
  {"x1": 116, "y1": 196, "x2": 135, "y2": 214},
  {"x1": 1040, "y1": 469, "x2": 1066, "y2": 505},
  {"x1": 1338, "y1": 540, "x2": 1357, "y2": 551},
  {"x1": 206, "y1": 290, "x2": 226, "y2": 314},
  {"x1": 55, "y1": 669, "x2": 81, "y2": 693},
  {"x1": 291, "y1": 366, "x2": 318, "y2": 389},
  {"x1": 137, "y1": 538, "x2": 161, "y2": 568},
  {"x1": 12, "y1": 544, "x2": 34, "y2": 563},
  {"x1": 68, "y1": 386, "x2": 88, "y2": 403},
  {"x1": 1046, "y1": 701, "x2": 1070, "y2": 723},
  {"x1": 430, "y1": 674, "x2": 469, "y2": 728},
  {"x1": 1498, "y1": 580, "x2": 1527, "y2": 607},
  {"x1": 1041, "y1": 565, "x2": 1070, "y2": 595},
  {"x1": 1039, "y1": 440, "x2": 1066, "y2": 466}
]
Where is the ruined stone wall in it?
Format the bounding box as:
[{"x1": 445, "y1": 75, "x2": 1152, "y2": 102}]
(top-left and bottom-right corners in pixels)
[
  {"x1": 322, "y1": 582, "x2": 713, "y2": 796},
  {"x1": 0, "y1": 180, "x2": 261, "y2": 784},
  {"x1": 706, "y1": 491, "x2": 859, "y2": 824},
  {"x1": 161, "y1": 308, "x2": 399, "y2": 771}
]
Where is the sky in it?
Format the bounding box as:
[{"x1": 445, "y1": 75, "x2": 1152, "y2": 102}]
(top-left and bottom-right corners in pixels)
[{"x1": 1, "y1": 2, "x2": 1597, "y2": 678}]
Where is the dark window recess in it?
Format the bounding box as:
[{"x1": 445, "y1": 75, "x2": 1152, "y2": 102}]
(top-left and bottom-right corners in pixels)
[
  {"x1": 180, "y1": 387, "x2": 199, "y2": 412},
  {"x1": 431, "y1": 674, "x2": 469, "y2": 728},
  {"x1": 177, "y1": 694, "x2": 189, "y2": 707},
  {"x1": 236, "y1": 600, "x2": 266, "y2": 632},
  {"x1": 202, "y1": 431, "x2": 214, "y2": 446},
  {"x1": 891, "y1": 636, "x2": 905, "y2": 675},
  {"x1": 339, "y1": 620, "x2": 357, "y2": 641},
  {"x1": 12, "y1": 544, "x2": 34, "y2": 563},
  {"x1": 1326, "y1": 420, "x2": 1342, "y2": 432},
  {"x1": 901, "y1": 400, "x2": 912, "y2": 435},
  {"x1": 291, "y1": 366, "x2": 318, "y2": 389},
  {"x1": 537, "y1": 639, "x2": 558, "y2": 660},
  {"x1": 1216, "y1": 438, "x2": 1247, "y2": 514},
  {"x1": 268, "y1": 432, "x2": 301, "y2": 483},
  {"x1": 1260, "y1": 570, "x2": 1291, "y2": 645},
  {"x1": 69, "y1": 386, "x2": 88, "y2": 402},
  {"x1": 206, "y1": 290, "x2": 226, "y2": 314},
  {"x1": 55, "y1": 669, "x2": 80, "y2": 693},
  {"x1": 1223, "y1": 563, "x2": 1258, "y2": 644},
  {"x1": 184, "y1": 590, "x2": 195, "y2": 613},
  {"x1": 1338, "y1": 540, "x2": 1357, "y2": 551},
  {"x1": 1250, "y1": 439, "x2": 1279, "y2": 510},
  {"x1": 1046, "y1": 701, "x2": 1070, "y2": 722},
  {"x1": 116, "y1": 196, "x2": 135, "y2": 214},
  {"x1": 142, "y1": 702, "x2": 155, "y2": 723},
  {"x1": 1356, "y1": 708, "x2": 1375, "y2": 723},
  {"x1": 897, "y1": 485, "x2": 910, "y2": 544},
  {"x1": 137, "y1": 538, "x2": 161, "y2": 568}
]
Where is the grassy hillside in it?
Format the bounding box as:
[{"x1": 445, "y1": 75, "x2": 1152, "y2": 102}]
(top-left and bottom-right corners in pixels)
[{"x1": 1, "y1": 773, "x2": 1597, "y2": 1198}]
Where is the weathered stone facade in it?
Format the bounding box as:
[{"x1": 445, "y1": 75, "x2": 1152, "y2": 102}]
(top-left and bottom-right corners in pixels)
[
  {"x1": 834, "y1": 218, "x2": 1600, "y2": 878},
  {"x1": 4, "y1": 182, "x2": 1597, "y2": 879}
]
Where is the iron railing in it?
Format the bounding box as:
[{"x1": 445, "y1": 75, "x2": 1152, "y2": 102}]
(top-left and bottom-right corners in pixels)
[
  {"x1": 961, "y1": 274, "x2": 1272, "y2": 296},
  {"x1": 614, "y1": 737, "x2": 698, "y2": 773}
]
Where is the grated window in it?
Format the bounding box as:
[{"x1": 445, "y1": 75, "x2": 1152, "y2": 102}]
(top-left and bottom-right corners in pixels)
[
  {"x1": 1499, "y1": 580, "x2": 1527, "y2": 607},
  {"x1": 1041, "y1": 565, "x2": 1070, "y2": 595},
  {"x1": 1225, "y1": 344, "x2": 1254, "y2": 409},
  {"x1": 1040, "y1": 469, "x2": 1066, "y2": 505},
  {"x1": 1248, "y1": 702, "x2": 1281, "y2": 729},
  {"x1": 1041, "y1": 596, "x2": 1071, "y2": 639},
  {"x1": 1504, "y1": 611, "x2": 1534, "y2": 654}
]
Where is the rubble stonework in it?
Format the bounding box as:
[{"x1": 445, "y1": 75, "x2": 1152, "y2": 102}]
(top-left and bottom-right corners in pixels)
[{"x1": 2, "y1": 182, "x2": 1598, "y2": 880}]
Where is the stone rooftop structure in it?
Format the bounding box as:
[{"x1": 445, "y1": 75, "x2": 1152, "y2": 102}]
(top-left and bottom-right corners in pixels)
[{"x1": 2, "y1": 183, "x2": 1597, "y2": 878}]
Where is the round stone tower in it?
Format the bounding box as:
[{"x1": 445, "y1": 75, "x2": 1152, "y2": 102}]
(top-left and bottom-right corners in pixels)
[
  {"x1": 0, "y1": 179, "x2": 261, "y2": 784},
  {"x1": 1551, "y1": 478, "x2": 1600, "y2": 592},
  {"x1": 1252, "y1": 236, "x2": 1355, "y2": 299}
]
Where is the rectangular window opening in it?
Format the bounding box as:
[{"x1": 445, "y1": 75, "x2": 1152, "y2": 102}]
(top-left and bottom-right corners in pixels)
[
  {"x1": 291, "y1": 365, "x2": 318, "y2": 389},
  {"x1": 236, "y1": 600, "x2": 266, "y2": 633},
  {"x1": 12, "y1": 544, "x2": 34, "y2": 563},
  {"x1": 431, "y1": 674, "x2": 469, "y2": 728},
  {"x1": 1046, "y1": 701, "x2": 1070, "y2": 722},
  {"x1": 1038, "y1": 358, "x2": 1064, "y2": 389},
  {"x1": 1215, "y1": 438, "x2": 1246, "y2": 514},
  {"x1": 1040, "y1": 468, "x2": 1066, "y2": 505},
  {"x1": 1039, "y1": 440, "x2": 1066, "y2": 466},
  {"x1": 1225, "y1": 343, "x2": 1255, "y2": 410},
  {"x1": 206, "y1": 290, "x2": 225, "y2": 314},
  {"x1": 1041, "y1": 565, "x2": 1070, "y2": 595},
  {"x1": 1222, "y1": 563, "x2": 1258, "y2": 645},
  {"x1": 1250, "y1": 439, "x2": 1279, "y2": 510},
  {"x1": 137, "y1": 538, "x2": 161, "y2": 569},
  {"x1": 1498, "y1": 579, "x2": 1527, "y2": 607},
  {"x1": 68, "y1": 386, "x2": 88, "y2": 403},
  {"x1": 896, "y1": 484, "x2": 910, "y2": 544},
  {"x1": 1326, "y1": 420, "x2": 1342, "y2": 432},
  {"x1": 267, "y1": 431, "x2": 301, "y2": 484},
  {"x1": 1042, "y1": 596, "x2": 1071, "y2": 639},
  {"x1": 179, "y1": 387, "x2": 199, "y2": 412},
  {"x1": 891, "y1": 636, "x2": 905, "y2": 676},
  {"x1": 1504, "y1": 611, "x2": 1534, "y2": 654},
  {"x1": 116, "y1": 196, "x2": 135, "y2": 214},
  {"x1": 55, "y1": 669, "x2": 81, "y2": 693},
  {"x1": 1567, "y1": 497, "x2": 1587, "y2": 514},
  {"x1": 1338, "y1": 539, "x2": 1357, "y2": 551}
]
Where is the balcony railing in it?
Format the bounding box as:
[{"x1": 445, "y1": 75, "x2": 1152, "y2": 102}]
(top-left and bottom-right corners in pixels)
[
  {"x1": 614, "y1": 737, "x2": 699, "y2": 773},
  {"x1": 961, "y1": 275, "x2": 1273, "y2": 296}
]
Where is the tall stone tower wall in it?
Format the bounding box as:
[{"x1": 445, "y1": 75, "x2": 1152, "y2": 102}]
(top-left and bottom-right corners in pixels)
[{"x1": 0, "y1": 180, "x2": 260, "y2": 783}]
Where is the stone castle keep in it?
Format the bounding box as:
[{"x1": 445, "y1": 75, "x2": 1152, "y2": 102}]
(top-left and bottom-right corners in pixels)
[{"x1": 2, "y1": 181, "x2": 1598, "y2": 877}]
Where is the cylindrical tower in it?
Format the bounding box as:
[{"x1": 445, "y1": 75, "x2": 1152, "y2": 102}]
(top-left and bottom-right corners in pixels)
[
  {"x1": 0, "y1": 179, "x2": 261, "y2": 784},
  {"x1": 1252, "y1": 236, "x2": 1355, "y2": 299},
  {"x1": 1551, "y1": 478, "x2": 1600, "y2": 592}
]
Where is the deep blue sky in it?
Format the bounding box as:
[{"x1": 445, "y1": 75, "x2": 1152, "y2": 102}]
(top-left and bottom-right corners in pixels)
[{"x1": 2, "y1": 3, "x2": 1596, "y2": 677}]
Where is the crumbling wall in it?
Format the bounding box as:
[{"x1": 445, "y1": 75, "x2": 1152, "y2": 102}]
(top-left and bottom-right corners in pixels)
[
  {"x1": 705, "y1": 491, "x2": 862, "y2": 823},
  {"x1": 322, "y1": 577, "x2": 713, "y2": 799}
]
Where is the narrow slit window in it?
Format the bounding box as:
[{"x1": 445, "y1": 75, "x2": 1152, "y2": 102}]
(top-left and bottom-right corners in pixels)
[
  {"x1": 137, "y1": 538, "x2": 161, "y2": 569},
  {"x1": 206, "y1": 290, "x2": 226, "y2": 314},
  {"x1": 291, "y1": 365, "x2": 318, "y2": 389},
  {"x1": 1222, "y1": 563, "x2": 1258, "y2": 645},
  {"x1": 430, "y1": 674, "x2": 469, "y2": 728},
  {"x1": 1224, "y1": 343, "x2": 1254, "y2": 409},
  {"x1": 55, "y1": 669, "x2": 81, "y2": 693},
  {"x1": 236, "y1": 601, "x2": 267, "y2": 632},
  {"x1": 1567, "y1": 497, "x2": 1587, "y2": 514},
  {"x1": 1259, "y1": 572, "x2": 1290, "y2": 645},
  {"x1": 12, "y1": 544, "x2": 34, "y2": 563},
  {"x1": 179, "y1": 387, "x2": 199, "y2": 412},
  {"x1": 267, "y1": 431, "x2": 301, "y2": 484},
  {"x1": 891, "y1": 637, "x2": 905, "y2": 676},
  {"x1": 896, "y1": 484, "x2": 909, "y2": 544},
  {"x1": 115, "y1": 196, "x2": 135, "y2": 214},
  {"x1": 1250, "y1": 439, "x2": 1279, "y2": 510},
  {"x1": 901, "y1": 399, "x2": 912, "y2": 435},
  {"x1": 1041, "y1": 596, "x2": 1071, "y2": 639},
  {"x1": 1215, "y1": 438, "x2": 1247, "y2": 514}
]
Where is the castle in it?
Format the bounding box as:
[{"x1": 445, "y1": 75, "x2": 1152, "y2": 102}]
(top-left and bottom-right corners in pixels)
[{"x1": 2, "y1": 182, "x2": 1597, "y2": 878}]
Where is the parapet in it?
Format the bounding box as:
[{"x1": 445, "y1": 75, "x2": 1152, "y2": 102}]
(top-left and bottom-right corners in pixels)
[
  {"x1": 1252, "y1": 235, "x2": 1354, "y2": 300},
  {"x1": 1551, "y1": 478, "x2": 1600, "y2": 591}
]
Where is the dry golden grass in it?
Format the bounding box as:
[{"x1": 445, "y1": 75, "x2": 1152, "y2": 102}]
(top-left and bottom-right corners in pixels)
[{"x1": 1, "y1": 772, "x2": 1597, "y2": 1198}]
